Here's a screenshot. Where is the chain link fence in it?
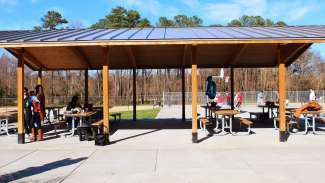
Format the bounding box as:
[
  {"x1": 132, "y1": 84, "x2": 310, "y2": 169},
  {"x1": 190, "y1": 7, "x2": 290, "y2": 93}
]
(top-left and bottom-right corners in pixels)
[{"x1": 0, "y1": 91, "x2": 324, "y2": 108}]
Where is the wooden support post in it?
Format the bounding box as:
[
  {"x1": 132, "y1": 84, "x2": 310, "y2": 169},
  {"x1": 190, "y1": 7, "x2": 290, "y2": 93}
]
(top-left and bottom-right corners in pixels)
[
  {"x1": 230, "y1": 68, "x2": 235, "y2": 110},
  {"x1": 191, "y1": 45, "x2": 198, "y2": 143},
  {"x1": 102, "y1": 47, "x2": 110, "y2": 145},
  {"x1": 84, "y1": 69, "x2": 89, "y2": 106},
  {"x1": 278, "y1": 48, "x2": 287, "y2": 142},
  {"x1": 182, "y1": 68, "x2": 186, "y2": 121},
  {"x1": 17, "y1": 49, "x2": 25, "y2": 144},
  {"x1": 37, "y1": 69, "x2": 42, "y2": 85},
  {"x1": 133, "y1": 68, "x2": 137, "y2": 121}
]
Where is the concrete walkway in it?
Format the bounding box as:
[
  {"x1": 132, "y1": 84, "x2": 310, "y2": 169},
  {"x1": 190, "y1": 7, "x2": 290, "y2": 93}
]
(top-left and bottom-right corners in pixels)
[{"x1": 1, "y1": 126, "x2": 325, "y2": 182}]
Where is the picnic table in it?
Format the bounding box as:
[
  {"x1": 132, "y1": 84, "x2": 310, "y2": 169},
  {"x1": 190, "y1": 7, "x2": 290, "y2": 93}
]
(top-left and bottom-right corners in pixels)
[
  {"x1": 64, "y1": 111, "x2": 96, "y2": 137},
  {"x1": 300, "y1": 110, "x2": 325, "y2": 135},
  {"x1": 214, "y1": 110, "x2": 240, "y2": 135},
  {"x1": 0, "y1": 111, "x2": 17, "y2": 136},
  {"x1": 45, "y1": 105, "x2": 65, "y2": 123},
  {"x1": 200, "y1": 105, "x2": 221, "y2": 118},
  {"x1": 257, "y1": 104, "x2": 279, "y2": 119}
]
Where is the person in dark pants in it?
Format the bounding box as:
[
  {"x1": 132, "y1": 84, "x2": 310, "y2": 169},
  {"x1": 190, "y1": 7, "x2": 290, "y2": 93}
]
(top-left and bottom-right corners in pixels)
[
  {"x1": 23, "y1": 88, "x2": 33, "y2": 138},
  {"x1": 31, "y1": 85, "x2": 46, "y2": 141}
]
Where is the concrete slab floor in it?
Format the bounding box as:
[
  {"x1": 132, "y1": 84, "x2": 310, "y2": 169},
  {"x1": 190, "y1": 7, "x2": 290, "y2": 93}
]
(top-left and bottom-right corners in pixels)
[{"x1": 1, "y1": 128, "x2": 325, "y2": 183}]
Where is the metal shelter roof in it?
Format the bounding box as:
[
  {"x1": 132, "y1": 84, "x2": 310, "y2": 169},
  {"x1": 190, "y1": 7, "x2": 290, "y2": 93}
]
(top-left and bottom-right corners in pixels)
[{"x1": 0, "y1": 26, "x2": 325, "y2": 70}]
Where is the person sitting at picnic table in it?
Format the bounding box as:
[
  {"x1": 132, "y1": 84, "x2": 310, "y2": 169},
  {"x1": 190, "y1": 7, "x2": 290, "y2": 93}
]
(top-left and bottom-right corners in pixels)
[
  {"x1": 66, "y1": 95, "x2": 83, "y2": 129},
  {"x1": 23, "y1": 87, "x2": 33, "y2": 139},
  {"x1": 235, "y1": 91, "x2": 243, "y2": 110}
]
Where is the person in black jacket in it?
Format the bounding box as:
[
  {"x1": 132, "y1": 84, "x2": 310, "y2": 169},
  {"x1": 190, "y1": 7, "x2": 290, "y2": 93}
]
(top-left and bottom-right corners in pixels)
[{"x1": 23, "y1": 88, "x2": 33, "y2": 140}]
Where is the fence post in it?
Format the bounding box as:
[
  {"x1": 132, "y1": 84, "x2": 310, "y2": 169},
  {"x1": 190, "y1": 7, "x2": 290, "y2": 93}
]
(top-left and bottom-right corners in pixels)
[{"x1": 162, "y1": 92, "x2": 165, "y2": 107}]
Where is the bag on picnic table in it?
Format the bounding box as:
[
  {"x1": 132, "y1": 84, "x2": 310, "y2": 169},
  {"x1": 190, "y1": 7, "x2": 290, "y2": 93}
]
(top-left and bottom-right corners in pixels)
[
  {"x1": 205, "y1": 76, "x2": 217, "y2": 100},
  {"x1": 293, "y1": 101, "x2": 322, "y2": 118}
]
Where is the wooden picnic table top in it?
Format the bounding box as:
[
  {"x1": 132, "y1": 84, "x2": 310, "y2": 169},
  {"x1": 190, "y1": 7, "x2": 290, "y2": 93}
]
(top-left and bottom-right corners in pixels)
[
  {"x1": 257, "y1": 104, "x2": 279, "y2": 108},
  {"x1": 215, "y1": 110, "x2": 241, "y2": 116},
  {"x1": 285, "y1": 107, "x2": 299, "y2": 112},
  {"x1": 301, "y1": 110, "x2": 325, "y2": 115},
  {"x1": 0, "y1": 111, "x2": 17, "y2": 118},
  {"x1": 46, "y1": 106, "x2": 65, "y2": 109},
  {"x1": 64, "y1": 111, "x2": 96, "y2": 117}
]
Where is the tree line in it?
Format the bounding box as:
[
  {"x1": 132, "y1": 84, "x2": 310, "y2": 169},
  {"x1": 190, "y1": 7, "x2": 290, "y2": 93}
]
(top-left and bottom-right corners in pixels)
[{"x1": 0, "y1": 6, "x2": 324, "y2": 105}]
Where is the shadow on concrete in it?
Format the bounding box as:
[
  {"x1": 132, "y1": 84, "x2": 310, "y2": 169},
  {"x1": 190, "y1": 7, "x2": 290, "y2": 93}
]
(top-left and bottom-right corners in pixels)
[
  {"x1": 0, "y1": 157, "x2": 87, "y2": 182},
  {"x1": 111, "y1": 129, "x2": 161, "y2": 144},
  {"x1": 116, "y1": 119, "x2": 191, "y2": 130}
]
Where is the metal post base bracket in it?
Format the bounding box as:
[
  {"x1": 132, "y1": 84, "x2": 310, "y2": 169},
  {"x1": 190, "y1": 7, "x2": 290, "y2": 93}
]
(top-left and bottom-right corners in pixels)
[
  {"x1": 192, "y1": 132, "x2": 198, "y2": 143},
  {"x1": 18, "y1": 133, "x2": 25, "y2": 144}
]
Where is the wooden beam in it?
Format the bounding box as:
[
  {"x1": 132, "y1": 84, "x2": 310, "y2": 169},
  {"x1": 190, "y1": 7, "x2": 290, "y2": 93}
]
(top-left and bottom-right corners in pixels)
[
  {"x1": 133, "y1": 68, "x2": 137, "y2": 121},
  {"x1": 102, "y1": 46, "x2": 110, "y2": 145},
  {"x1": 17, "y1": 48, "x2": 25, "y2": 144},
  {"x1": 182, "y1": 45, "x2": 191, "y2": 67},
  {"x1": 37, "y1": 69, "x2": 42, "y2": 85},
  {"x1": 182, "y1": 67, "x2": 186, "y2": 121},
  {"x1": 69, "y1": 47, "x2": 92, "y2": 68},
  {"x1": 1, "y1": 39, "x2": 325, "y2": 48},
  {"x1": 84, "y1": 69, "x2": 89, "y2": 106},
  {"x1": 230, "y1": 44, "x2": 248, "y2": 66},
  {"x1": 230, "y1": 68, "x2": 235, "y2": 110},
  {"x1": 278, "y1": 46, "x2": 287, "y2": 142},
  {"x1": 124, "y1": 46, "x2": 137, "y2": 68},
  {"x1": 191, "y1": 45, "x2": 198, "y2": 143}
]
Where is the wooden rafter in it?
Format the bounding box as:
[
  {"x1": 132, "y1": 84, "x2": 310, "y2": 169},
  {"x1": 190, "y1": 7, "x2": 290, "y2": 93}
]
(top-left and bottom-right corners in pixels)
[
  {"x1": 124, "y1": 46, "x2": 136, "y2": 68},
  {"x1": 230, "y1": 44, "x2": 248, "y2": 66},
  {"x1": 69, "y1": 47, "x2": 92, "y2": 68},
  {"x1": 7, "y1": 48, "x2": 45, "y2": 70},
  {"x1": 281, "y1": 43, "x2": 312, "y2": 66}
]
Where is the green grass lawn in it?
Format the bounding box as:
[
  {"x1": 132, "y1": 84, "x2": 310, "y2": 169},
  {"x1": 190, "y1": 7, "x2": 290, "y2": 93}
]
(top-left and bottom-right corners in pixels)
[{"x1": 110, "y1": 109, "x2": 161, "y2": 119}]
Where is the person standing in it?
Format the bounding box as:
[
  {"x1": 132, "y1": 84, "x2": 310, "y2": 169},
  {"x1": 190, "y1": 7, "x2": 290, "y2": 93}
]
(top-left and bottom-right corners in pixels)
[
  {"x1": 235, "y1": 91, "x2": 243, "y2": 110},
  {"x1": 226, "y1": 92, "x2": 231, "y2": 107},
  {"x1": 23, "y1": 88, "x2": 33, "y2": 139},
  {"x1": 214, "y1": 93, "x2": 224, "y2": 107},
  {"x1": 309, "y1": 89, "x2": 316, "y2": 102},
  {"x1": 33, "y1": 85, "x2": 46, "y2": 141},
  {"x1": 257, "y1": 90, "x2": 265, "y2": 105}
]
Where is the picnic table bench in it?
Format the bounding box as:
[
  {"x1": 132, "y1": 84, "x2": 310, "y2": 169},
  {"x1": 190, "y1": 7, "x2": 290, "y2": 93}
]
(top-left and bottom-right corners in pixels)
[
  {"x1": 0, "y1": 111, "x2": 17, "y2": 136},
  {"x1": 110, "y1": 113, "x2": 121, "y2": 121}
]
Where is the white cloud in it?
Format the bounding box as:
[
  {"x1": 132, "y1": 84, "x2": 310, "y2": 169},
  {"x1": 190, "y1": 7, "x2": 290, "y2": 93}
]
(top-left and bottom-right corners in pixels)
[
  {"x1": 268, "y1": 1, "x2": 316, "y2": 22},
  {"x1": 180, "y1": 0, "x2": 319, "y2": 24}
]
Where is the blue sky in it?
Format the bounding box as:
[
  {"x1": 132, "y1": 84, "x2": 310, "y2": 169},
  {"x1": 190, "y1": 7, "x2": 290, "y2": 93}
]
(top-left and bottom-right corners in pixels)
[{"x1": 0, "y1": 0, "x2": 325, "y2": 57}]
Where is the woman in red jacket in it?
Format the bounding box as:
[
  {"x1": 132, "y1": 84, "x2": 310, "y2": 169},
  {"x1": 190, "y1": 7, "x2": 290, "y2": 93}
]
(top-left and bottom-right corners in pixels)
[{"x1": 32, "y1": 85, "x2": 46, "y2": 141}]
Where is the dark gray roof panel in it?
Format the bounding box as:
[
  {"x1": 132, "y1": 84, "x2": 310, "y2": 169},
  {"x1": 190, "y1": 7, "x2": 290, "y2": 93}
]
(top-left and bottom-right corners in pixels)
[
  {"x1": 0, "y1": 26, "x2": 325, "y2": 43},
  {"x1": 190, "y1": 28, "x2": 215, "y2": 39},
  {"x1": 95, "y1": 28, "x2": 130, "y2": 40},
  {"x1": 61, "y1": 29, "x2": 103, "y2": 41},
  {"x1": 112, "y1": 28, "x2": 141, "y2": 39},
  {"x1": 165, "y1": 28, "x2": 198, "y2": 39},
  {"x1": 77, "y1": 29, "x2": 116, "y2": 40},
  {"x1": 147, "y1": 28, "x2": 165, "y2": 39},
  {"x1": 130, "y1": 28, "x2": 153, "y2": 39}
]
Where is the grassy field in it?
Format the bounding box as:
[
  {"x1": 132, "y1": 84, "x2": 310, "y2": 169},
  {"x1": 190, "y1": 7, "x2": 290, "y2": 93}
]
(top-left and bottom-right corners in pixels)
[{"x1": 110, "y1": 109, "x2": 161, "y2": 119}]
